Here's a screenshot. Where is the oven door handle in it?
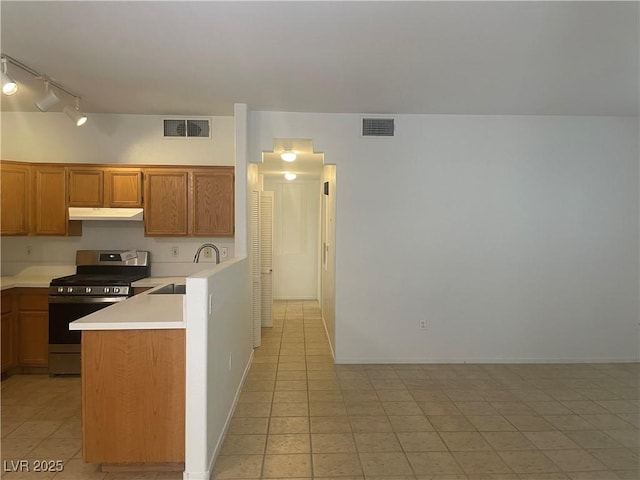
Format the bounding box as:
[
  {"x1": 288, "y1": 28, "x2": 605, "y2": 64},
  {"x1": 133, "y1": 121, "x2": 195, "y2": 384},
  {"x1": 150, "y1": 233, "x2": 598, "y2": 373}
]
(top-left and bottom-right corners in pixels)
[{"x1": 48, "y1": 296, "x2": 129, "y2": 304}]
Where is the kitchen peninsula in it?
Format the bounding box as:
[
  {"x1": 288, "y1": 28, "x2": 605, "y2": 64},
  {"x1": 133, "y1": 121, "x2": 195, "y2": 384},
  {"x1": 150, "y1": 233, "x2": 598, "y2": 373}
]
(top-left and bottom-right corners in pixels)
[{"x1": 69, "y1": 283, "x2": 187, "y2": 468}]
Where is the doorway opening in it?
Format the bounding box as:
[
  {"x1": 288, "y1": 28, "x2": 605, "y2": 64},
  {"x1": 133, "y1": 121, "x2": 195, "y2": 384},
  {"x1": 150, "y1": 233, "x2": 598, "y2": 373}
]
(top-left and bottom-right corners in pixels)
[{"x1": 250, "y1": 139, "x2": 336, "y2": 357}]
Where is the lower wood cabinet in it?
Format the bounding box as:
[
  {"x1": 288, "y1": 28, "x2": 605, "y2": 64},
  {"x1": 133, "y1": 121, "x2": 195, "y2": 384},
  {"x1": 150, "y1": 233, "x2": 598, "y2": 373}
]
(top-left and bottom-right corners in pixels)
[
  {"x1": 18, "y1": 311, "x2": 49, "y2": 367},
  {"x1": 82, "y1": 329, "x2": 185, "y2": 463},
  {"x1": 1, "y1": 287, "x2": 48, "y2": 374},
  {"x1": 1, "y1": 290, "x2": 19, "y2": 374},
  {"x1": 17, "y1": 288, "x2": 49, "y2": 367}
]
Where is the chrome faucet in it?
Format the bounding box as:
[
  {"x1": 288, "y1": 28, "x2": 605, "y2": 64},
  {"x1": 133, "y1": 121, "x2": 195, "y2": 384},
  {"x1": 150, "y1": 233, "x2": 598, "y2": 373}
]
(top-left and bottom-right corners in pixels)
[{"x1": 193, "y1": 243, "x2": 221, "y2": 264}]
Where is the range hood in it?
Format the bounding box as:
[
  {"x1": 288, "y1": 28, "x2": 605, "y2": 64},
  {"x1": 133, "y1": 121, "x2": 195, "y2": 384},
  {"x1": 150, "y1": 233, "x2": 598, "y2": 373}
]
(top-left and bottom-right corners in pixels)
[{"x1": 68, "y1": 207, "x2": 144, "y2": 221}]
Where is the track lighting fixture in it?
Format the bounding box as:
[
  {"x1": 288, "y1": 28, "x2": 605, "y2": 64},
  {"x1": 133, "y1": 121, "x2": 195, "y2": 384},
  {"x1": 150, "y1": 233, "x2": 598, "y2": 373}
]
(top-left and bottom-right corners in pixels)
[
  {"x1": 281, "y1": 149, "x2": 297, "y2": 162},
  {"x1": 1, "y1": 57, "x2": 18, "y2": 95},
  {"x1": 63, "y1": 98, "x2": 88, "y2": 126},
  {"x1": 35, "y1": 80, "x2": 61, "y2": 111},
  {"x1": 1, "y1": 54, "x2": 88, "y2": 126}
]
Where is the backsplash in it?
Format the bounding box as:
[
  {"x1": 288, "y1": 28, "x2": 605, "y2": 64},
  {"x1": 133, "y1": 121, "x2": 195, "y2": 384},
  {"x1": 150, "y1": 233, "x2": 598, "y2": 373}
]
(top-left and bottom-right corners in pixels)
[{"x1": 0, "y1": 221, "x2": 234, "y2": 276}]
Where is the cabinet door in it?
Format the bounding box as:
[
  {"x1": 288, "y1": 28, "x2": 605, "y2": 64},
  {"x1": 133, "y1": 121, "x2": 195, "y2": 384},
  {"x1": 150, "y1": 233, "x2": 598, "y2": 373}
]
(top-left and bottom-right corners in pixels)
[
  {"x1": 1, "y1": 312, "x2": 14, "y2": 373},
  {"x1": 1, "y1": 291, "x2": 16, "y2": 373},
  {"x1": 191, "y1": 168, "x2": 235, "y2": 237},
  {"x1": 18, "y1": 311, "x2": 48, "y2": 367},
  {"x1": 68, "y1": 168, "x2": 104, "y2": 207},
  {"x1": 105, "y1": 169, "x2": 143, "y2": 207},
  {"x1": 0, "y1": 163, "x2": 30, "y2": 236},
  {"x1": 32, "y1": 166, "x2": 70, "y2": 235},
  {"x1": 143, "y1": 170, "x2": 189, "y2": 236}
]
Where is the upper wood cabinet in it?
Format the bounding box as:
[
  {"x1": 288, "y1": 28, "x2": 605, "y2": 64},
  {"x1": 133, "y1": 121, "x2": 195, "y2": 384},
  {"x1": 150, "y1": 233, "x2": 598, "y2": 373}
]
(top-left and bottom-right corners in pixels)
[
  {"x1": 32, "y1": 166, "x2": 81, "y2": 236},
  {"x1": 143, "y1": 169, "x2": 189, "y2": 236},
  {"x1": 68, "y1": 167, "x2": 142, "y2": 208},
  {"x1": 0, "y1": 162, "x2": 30, "y2": 236},
  {"x1": 143, "y1": 167, "x2": 235, "y2": 237},
  {"x1": 1, "y1": 161, "x2": 233, "y2": 238},
  {"x1": 68, "y1": 168, "x2": 104, "y2": 206},
  {"x1": 191, "y1": 168, "x2": 234, "y2": 237},
  {"x1": 105, "y1": 168, "x2": 143, "y2": 207}
]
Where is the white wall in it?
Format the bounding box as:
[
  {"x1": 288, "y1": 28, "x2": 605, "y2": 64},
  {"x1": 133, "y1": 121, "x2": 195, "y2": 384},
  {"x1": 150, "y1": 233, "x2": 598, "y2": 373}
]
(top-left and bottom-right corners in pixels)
[
  {"x1": 263, "y1": 177, "x2": 320, "y2": 300},
  {"x1": 250, "y1": 112, "x2": 640, "y2": 363},
  {"x1": 185, "y1": 258, "x2": 252, "y2": 480},
  {"x1": 1, "y1": 112, "x2": 234, "y2": 165},
  {"x1": 0, "y1": 111, "x2": 236, "y2": 275}
]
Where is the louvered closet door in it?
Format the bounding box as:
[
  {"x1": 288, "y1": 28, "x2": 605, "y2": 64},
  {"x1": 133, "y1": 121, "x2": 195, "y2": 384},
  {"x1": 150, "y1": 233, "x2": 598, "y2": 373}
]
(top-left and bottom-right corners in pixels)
[
  {"x1": 260, "y1": 192, "x2": 274, "y2": 328},
  {"x1": 250, "y1": 190, "x2": 262, "y2": 347}
]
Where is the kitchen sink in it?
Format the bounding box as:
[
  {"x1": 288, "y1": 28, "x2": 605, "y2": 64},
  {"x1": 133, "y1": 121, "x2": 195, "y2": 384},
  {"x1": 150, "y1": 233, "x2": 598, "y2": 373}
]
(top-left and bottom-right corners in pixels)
[{"x1": 148, "y1": 283, "x2": 186, "y2": 295}]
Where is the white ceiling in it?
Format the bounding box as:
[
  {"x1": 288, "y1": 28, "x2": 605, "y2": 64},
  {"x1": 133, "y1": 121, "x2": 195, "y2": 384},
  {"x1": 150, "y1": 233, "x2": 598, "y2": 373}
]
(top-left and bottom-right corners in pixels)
[{"x1": 1, "y1": 1, "x2": 638, "y2": 116}]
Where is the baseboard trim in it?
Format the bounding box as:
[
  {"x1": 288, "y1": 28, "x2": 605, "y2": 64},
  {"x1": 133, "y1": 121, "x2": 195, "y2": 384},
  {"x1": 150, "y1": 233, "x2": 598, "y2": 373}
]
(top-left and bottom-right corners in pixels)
[
  {"x1": 205, "y1": 349, "x2": 255, "y2": 478},
  {"x1": 321, "y1": 312, "x2": 335, "y2": 361},
  {"x1": 273, "y1": 296, "x2": 317, "y2": 301},
  {"x1": 334, "y1": 356, "x2": 640, "y2": 364}
]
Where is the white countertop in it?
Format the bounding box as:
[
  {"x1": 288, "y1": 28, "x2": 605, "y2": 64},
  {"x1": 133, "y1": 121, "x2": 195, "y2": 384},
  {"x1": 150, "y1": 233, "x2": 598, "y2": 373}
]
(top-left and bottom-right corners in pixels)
[
  {"x1": 69, "y1": 283, "x2": 186, "y2": 331},
  {"x1": 1, "y1": 265, "x2": 76, "y2": 290},
  {"x1": 1, "y1": 266, "x2": 187, "y2": 330},
  {"x1": 0, "y1": 266, "x2": 183, "y2": 291},
  {"x1": 132, "y1": 276, "x2": 185, "y2": 288}
]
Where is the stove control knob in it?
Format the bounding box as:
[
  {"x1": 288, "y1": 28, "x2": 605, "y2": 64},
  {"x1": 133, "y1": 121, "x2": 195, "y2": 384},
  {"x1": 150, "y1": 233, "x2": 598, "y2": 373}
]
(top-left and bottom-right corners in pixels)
[
  {"x1": 57, "y1": 287, "x2": 64, "y2": 293},
  {"x1": 85, "y1": 287, "x2": 92, "y2": 293},
  {"x1": 104, "y1": 287, "x2": 110, "y2": 294},
  {"x1": 113, "y1": 287, "x2": 120, "y2": 294},
  {"x1": 67, "y1": 287, "x2": 73, "y2": 293}
]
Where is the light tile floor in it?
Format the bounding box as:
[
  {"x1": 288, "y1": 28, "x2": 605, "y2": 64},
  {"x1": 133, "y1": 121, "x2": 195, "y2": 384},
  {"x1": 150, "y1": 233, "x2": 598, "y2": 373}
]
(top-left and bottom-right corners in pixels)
[
  {"x1": 2, "y1": 300, "x2": 639, "y2": 480},
  {"x1": 1, "y1": 370, "x2": 181, "y2": 479},
  {"x1": 213, "y1": 300, "x2": 639, "y2": 480}
]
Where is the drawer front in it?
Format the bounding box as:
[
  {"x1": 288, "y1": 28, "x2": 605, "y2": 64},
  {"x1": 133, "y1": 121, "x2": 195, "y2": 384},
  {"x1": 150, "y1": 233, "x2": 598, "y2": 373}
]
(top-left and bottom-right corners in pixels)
[{"x1": 18, "y1": 289, "x2": 49, "y2": 311}]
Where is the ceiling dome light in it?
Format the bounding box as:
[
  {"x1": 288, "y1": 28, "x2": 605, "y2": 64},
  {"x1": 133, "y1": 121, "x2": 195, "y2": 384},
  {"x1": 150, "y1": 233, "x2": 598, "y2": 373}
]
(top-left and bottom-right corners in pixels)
[
  {"x1": 284, "y1": 173, "x2": 297, "y2": 181},
  {"x1": 281, "y1": 151, "x2": 297, "y2": 162},
  {"x1": 35, "y1": 81, "x2": 60, "y2": 111},
  {"x1": 1, "y1": 58, "x2": 17, "y2": 95},
  {"x1": 63, "y1": 98, "x2": 88, "y2": 126}
]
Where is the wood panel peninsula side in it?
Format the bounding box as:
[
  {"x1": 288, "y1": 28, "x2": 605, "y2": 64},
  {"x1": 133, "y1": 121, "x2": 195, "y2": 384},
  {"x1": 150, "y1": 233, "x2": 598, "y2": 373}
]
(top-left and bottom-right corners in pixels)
[{"x1": 81, "y1": 328, "x2": 185, "y2": 467}]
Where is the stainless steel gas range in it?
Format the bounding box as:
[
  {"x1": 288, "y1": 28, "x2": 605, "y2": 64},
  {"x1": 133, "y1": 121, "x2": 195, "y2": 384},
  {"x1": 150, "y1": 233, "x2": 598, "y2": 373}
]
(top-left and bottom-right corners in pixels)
[{"x1": 48, "y1": 250, "x2": 150, "y2": 374}]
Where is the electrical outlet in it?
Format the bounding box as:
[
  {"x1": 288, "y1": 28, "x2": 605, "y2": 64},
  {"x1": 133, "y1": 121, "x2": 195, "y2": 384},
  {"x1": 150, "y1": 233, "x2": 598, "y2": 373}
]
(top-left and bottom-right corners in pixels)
[
  {"x1": 419, "y1": 319, "x2": 427, "y2": 330},
  {"x1": 203, "y1": 247, "x2": 212, "y2": 259},
  {"x1": 26, "y1": 245, "x2": 32, "y2": 256},
  {"x1": 221, "y1": 247, "x2": 228, "y2": 258},
  {"x1": 171, "y1": 246, "x2": 179, "y2": 258}
]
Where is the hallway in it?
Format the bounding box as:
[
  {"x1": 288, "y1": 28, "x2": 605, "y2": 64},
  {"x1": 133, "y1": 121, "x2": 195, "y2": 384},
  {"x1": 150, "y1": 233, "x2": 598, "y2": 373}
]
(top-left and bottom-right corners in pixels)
[{"x1": 212, "y1": 300, "x2": 639, "y2": 479}]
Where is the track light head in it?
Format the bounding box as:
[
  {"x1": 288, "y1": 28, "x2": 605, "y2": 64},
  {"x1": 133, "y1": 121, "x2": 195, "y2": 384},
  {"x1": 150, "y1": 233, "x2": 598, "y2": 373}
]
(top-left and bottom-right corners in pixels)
[
  {"x1": 1, "y1": 58, "x2": 18, "y2": 95},
  {"x1": 35, "y1": 81, "x2": 61, "y2": 111},
  {"x1": 63, "y1": 98, "x2": 87, "y2": 126}
]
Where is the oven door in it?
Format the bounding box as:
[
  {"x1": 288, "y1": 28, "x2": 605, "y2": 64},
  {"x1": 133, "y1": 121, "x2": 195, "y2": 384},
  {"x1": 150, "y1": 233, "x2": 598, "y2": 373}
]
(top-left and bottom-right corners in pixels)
[{"x1": 48, "y1": 295, "x2": 127, "y2": 374}]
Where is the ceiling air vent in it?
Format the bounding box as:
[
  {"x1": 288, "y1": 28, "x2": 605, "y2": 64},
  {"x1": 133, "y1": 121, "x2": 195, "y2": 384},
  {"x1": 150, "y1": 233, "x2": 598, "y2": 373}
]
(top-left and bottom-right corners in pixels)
[
  {"x1": 163, "y1": 118, "x2": 211, "y2": 138},
  {"x1": 362, "y1": 117, "x2": 395, "y2": 137}
]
